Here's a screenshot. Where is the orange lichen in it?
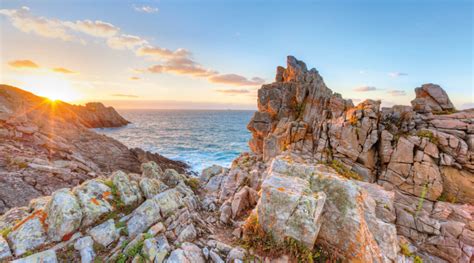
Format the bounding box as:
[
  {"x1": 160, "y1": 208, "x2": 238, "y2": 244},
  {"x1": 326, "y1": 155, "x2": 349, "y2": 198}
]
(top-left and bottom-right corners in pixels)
[
  {"x1": 102, "y1": 191, "x2": 111, "y2": 199},
  {"x1": 62, "y1": 232, "x2": 74, "y2": 241},
  {"x1": 12, "y1": 209, "x2": 48, "y2": 231},
  {"x1": 277, "y1": 187, "x2": 285, "y2": 192},
  {"x1": 91, "y1": 197, "x2": 100, "y2": 205}
]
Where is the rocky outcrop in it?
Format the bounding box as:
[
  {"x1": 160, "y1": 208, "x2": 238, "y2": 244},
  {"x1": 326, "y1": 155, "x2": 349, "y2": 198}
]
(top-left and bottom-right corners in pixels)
[{"x1": 0, "y1": 85, "x2": 188, "y2": 214}]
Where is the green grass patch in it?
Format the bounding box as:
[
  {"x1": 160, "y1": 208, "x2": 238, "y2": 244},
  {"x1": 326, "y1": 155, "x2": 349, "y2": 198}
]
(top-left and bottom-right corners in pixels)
[
  {"x1": 329, "y1": 160, "x2": 362, "y2": 181},
  {"x1": 416, "y1": 130, "x2": 438, "y2": 144},
  {"x1": 185, "y1": 178, "x2": 200, "y2": 192}
]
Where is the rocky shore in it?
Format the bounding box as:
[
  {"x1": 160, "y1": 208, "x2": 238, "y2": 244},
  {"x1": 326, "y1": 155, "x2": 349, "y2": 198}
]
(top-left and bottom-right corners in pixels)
[{"x1": 0, "y1": 57, "x2": 473, "y2": 263}]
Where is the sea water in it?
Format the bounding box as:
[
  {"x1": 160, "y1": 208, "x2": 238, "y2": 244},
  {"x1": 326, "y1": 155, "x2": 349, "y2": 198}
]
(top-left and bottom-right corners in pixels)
[{"x1": 95, "y1": 110, "x2": 253, "y2": 172}]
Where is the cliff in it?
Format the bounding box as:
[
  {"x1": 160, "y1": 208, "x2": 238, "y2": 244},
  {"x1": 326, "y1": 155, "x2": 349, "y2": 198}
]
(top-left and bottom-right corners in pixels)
[{"x1": 0, "y1": 85, "x2": 187, "y2": 214}]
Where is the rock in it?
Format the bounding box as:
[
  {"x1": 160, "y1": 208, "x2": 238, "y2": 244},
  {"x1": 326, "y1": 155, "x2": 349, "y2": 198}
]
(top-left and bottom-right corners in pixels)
[
  {"x1": 45, "y1": 188, "x2": 82, "y2": 241},
  {"x1": 209, "y1": 249, "x2": 224, "y2": 263},
  {"x1": 74, "y1": 236, "x2": 95, "y2": 263},
  {"x1": 73, "y1": 180, "x2": 113, "y2": 226},
  {"x1": 390, "y1": 137, "x2": 414, "y2": 164},
  {"x1": 181, "y1": 242, "x2": 206, "y2": 263},
  {"x1": 111, "y1": 170, "x2": 143, "y2": 206},
  {"x1": 255, "y1": 166, "x2": 326, "y2": 248},
  {"x1": 231, "y1": 186, "x2": 259, "y2": 218},
  {"x1": 162, "y1": 169, "x2": 185, "y2": 187},
  {"x1": 147, "y1": 222, "x2": 166, "y2": 236},
  {"x1": 139, "y1": 178, "x2": 167, "y2": 199},
  {"x1": 141, "y1": 238, "x2": 159, "y2": 261},
  {"x1": 219, "y1": 203, "x2": 232, "y2": 224},
  {"x1": 440, "y1": 167, "x2": 474, "y2": 204},
  {"x1": 152, "y1": 189, "x2": 183, "y2": 217},
  {"x1": 8, "y1": 217, "x2": 47, "y2": 256},
  {"x1": 177, "y1": 224, "x2": 197, "y2": 243},
  {"x1": 227, "y1": 247, "x2": 246, "y2": 262},
  {"x1": 10, "y1": 249, "x2": 57, "y2": 263},
  {"x1": 201, "y1": 165, "x2": 225, "y2": 183},
  {"x1": 88, "y1": 219, "x2": 120, "y2": 247},
  {"x1": 127, "y1": 199, "x2": 162, "y2": 237},
  {"x1": 155, "y1": 234, "x2": 171, "y2": 262},
  {"x1": 0, "y1": 236, "x2": 12, "y2": 260},
  {"x1": 411, "y1": 83, "x2": 455, "y2": 113},
  {"x1": 166, "y1": 249, "x2": 189, "y2": 263},
  {"x1": 141, "y1": 161, "x2": 163, "y2": 179}
]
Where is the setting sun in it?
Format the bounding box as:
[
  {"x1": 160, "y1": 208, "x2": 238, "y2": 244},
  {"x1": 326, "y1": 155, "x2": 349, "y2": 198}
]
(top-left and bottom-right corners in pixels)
[{"x1": 11, "y1": 74, "x2": 80, "y2": 102}]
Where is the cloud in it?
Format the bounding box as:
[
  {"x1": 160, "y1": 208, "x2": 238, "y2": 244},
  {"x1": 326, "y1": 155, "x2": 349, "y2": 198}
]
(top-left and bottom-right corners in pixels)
[
  {"x1": 133, "y1": 5, "x2": 159, "y2": 13},
  {"x1": 389, "y1": 72, "x2": 408, "y2": 78},
  {"x1": 65, "y1": 20, "x2": 119, "y2": 38},
  {"x1": 215, "y1": 89, "x2": 250, "y2": 95},
  {"x1": 0, "y1": 6, "x2": 74, "y2": 41},
  {"x1": 353, "y1": 86, "x2": 377, "y2": 92},
  {"x1": 111, "y1": 94, "x2": 139, "y2": 98},
  {"x1": 52, "y1": 67, "x2": 77, "y2": 74},
  {"x1": 129, "y1": 76, "x2": 140, "y2": 80},
  {"x1": 8, "y1": 59, "x2": 39, "y2": 69},
  {"x1": 387, "y1": 90, "x2": 406, "y2": 96},
  {"x1": 209, "y1": 74, "x2": 265, "y2": 86},
  {"x1": 148, "y1": 57, "x2": 217, "y2": 77},
  {"x1": 136, "y1": 46, "x2": 190, "y2": 59},
  {"x1": 107, "y1": 34, "x2": 147, "y2": 50}
]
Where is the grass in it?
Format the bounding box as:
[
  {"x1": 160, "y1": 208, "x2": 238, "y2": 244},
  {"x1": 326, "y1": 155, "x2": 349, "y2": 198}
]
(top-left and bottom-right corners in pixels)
[
  {"x1": 118, "y1": 233, "x2": 154, "y2": 262},
  {"x1": 432, "y1": 109, "x2": 457, "y2": 115},
  {"x1": 185, "y1": 178, "x2": 200, "y2": 192},
  {"x1": 416, "y1": 130, "x2": 438, "y2": 145},
  {"x1": 400, "y1": 243, "x2": 412, "y2": 257},
  {"x1": 328, "y1": 160, "x2": 362, "y2": 181},
  {"x1": 437, "y1": 192, "x2": 457, "y2": 203},
  {"x1": 0, "y1": 227, "x2": 11, "y2": 239},
  {"x1": 414, "y1": 256, "x2": 423, "y2": 263},
  {"x1": 415, "y1": 184, "x2": 428, "y2": 217},
  {"x1": 241, "y1": 213, "x2": 338, "y2": 262}
]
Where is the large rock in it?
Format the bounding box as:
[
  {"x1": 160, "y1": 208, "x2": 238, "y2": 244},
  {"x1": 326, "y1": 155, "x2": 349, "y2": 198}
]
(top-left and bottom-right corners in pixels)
[
  {"x1": 141, "y1": 161, "x2": 163, "y2": 180},
  {"x1": 255, "y1": 170, "x2": 326, "y2": 248},
  {"x1": 10, "y1": 249, "x2": 57, "y2": 263},
  {"x1": 126, "y1": 198, "x2": 162, "y2": 237},
  {"x1": 45, "y1": 189, "x2": 82, "y2": 241},
  {"x1": 8, "y1": 217, "x2": 48, "y2": 256},
  {"x1": 440, "y1": 167, "x2": 474, "y2": 205},
  {"x1": 411, "y1": 83, "x2": 455, "y2": 113},
  {"x1": 111, "y1": 171, "x2": 143, "y2": 206},
  {"x1": 73, "y1": 180, "x2": 114, "y2": 226},
  {"x1": 152, "y1": 189, "x2": 184, "y2": 217},
  {"x1": 88, "y1": 219, "x2": 120, "y2": 247},
  {"x1": 0, "y1": 236, "x2": 12, "y2": 260}
]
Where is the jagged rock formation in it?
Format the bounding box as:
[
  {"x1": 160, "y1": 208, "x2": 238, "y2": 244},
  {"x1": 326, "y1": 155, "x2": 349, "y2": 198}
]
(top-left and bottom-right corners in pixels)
[{"x1": 0, "y1": 85, "x2": 187, "y2": 214}]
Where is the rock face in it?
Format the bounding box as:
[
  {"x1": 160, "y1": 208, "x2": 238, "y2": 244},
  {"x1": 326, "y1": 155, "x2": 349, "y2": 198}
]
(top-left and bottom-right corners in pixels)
[
  {"x1": 411, "y1": 83, "x2": 455, "y2": 113},
  {"x1": 0, "y1": 85, "x2": 188, "y2": 213}
]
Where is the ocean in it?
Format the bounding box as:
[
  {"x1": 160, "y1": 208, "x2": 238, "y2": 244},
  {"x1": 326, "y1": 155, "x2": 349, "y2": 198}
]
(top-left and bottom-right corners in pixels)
[{"x1": 95, "y1": 110, "x2": 254, "y2": 173}]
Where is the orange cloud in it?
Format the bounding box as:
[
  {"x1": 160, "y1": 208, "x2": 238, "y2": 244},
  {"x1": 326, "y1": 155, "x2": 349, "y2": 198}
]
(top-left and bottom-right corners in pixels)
[
  {"x1": 209, "y1": 74, "x2": 265, "y2": 86},
  {"x1": 129, "y1": 76, "x2": 141, "y2": 80},
  {"x1": 107, "y1": 34, "x2": 147, "y2": 50},
  {"x1": 136, "y1": 46, "x2": 190, "y2": 60},
  {"x1": 215, "y1": 89, "x2": 250, "y2": 95},
  {"x1": 52, "y1": 67, "x2": 77, "y2": 74},
  {"x1": 8, "y1": 59, "x2": 39, "y2": 69},
  {"x1": 148, "y1": 57, "x2": 217, "y2": 77},
  {"x1": 65, "y1": 19, "x2": 119, "y2": 38}
]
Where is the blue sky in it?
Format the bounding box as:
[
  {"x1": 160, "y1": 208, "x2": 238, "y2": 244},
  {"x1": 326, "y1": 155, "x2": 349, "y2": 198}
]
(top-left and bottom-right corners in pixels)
[{"x1": 0, "y1": 0, "x2": 472, "y2": 109}]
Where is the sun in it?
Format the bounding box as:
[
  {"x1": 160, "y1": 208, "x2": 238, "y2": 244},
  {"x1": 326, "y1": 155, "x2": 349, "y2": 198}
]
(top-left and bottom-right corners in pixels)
[{"x1": 13, "y1": 74, "x2": 81, "y2": 102}]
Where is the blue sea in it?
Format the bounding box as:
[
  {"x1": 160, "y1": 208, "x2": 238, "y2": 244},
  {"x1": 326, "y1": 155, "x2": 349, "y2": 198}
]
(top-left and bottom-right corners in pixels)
[{"x1": 95, "y1": 110, "x2": 254, "y2": 172}]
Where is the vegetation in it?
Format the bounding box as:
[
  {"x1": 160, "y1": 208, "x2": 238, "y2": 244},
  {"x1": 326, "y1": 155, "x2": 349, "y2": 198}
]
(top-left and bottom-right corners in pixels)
[
  {"x1": 433, "y1": 109, "x2": 457, "y2": 115},
  {"x1": 241, "y1": 213, "x2": 339, "y2": 262},
  {"x1": 0, "y1": 227, "x2": 11, "y2": 239},
  {"x1": 185, "y1": 178, "x2": 200, "y2": 192},
  {"x1": 416, "y1": 130, "x2": 438, "y2": 144},
  {"x1": 328, "y1": 160, "x2": 362, "y2": 181},
  {"x1": 437, "y1": 192, "x2": 457, "y2": 203},
  {"x1": 400, "y1": 242, "x2": 412, "y2": 257},
  {"x1": 348, "y1": 115, "x2": 358, "y2": 126},
  {"x1": 415, "y1": 184, "x2": 428, "y2": 217}
]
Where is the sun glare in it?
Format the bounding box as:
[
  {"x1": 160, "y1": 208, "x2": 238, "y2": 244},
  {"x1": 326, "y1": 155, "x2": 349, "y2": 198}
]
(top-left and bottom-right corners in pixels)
[{"x1": 14, "y1": 74, "x2": 80, "y2": 102}]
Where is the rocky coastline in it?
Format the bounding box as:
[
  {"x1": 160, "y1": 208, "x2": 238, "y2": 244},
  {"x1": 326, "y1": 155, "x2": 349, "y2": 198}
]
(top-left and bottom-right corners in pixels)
[{"x1": 0, "y1": 57, "x2": 473, "y2": 263}]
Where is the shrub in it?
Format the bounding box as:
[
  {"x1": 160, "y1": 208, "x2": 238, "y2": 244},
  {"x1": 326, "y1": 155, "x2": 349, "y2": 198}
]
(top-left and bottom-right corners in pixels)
[
  {"x1": 185, "y1": 178, "x2": 200, "y2": 192},
  {"x1": 414, "y1": 255, "x2": 423, "y2": 263},
  {"x1": 416, "y1": 130, "x2": 438, "y2": 144},
  {"x1": 0, "y1": 227, "x2": 11, "y2": 239},
  {"x1": 400, "y1": 243, "x2": 412, "y2": 257},
  {"x1": 415, "y1": 184, "x2": 428, "y2": 217}
]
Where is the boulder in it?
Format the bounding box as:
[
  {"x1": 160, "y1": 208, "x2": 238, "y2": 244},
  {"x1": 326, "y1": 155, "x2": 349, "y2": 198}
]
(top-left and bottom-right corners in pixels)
[
  {"x1": 45, "y1": 188, "x2": 83, "y2": 241},
  {"x1": 88, "y1": 219, "x2": 120, "y2": 247},
  {"x1": 73, "y1": 180, "x2": 114, "y2": 226},
  {"x1": 141, "y1": 161, "x2": 163, "y2": 180},
  {"x1": 440, "y1": 167, "x2": 474, "y2": 204},
  {"x1": 0, "y1": 236, "x2": 12, "y2": 260},
  {"x1": 127, "y1": 198, "x2": 162, "y2": 237},
  {"x1": 200, "y1": 165, "x2": 225, "y2": 183},
  {"x1": 141, "y1": 238, "x2": 159, "y2": 261},
  {"x1": 74, "y1": 236, "x2": 95, "y2": 263},
  {"x1": 177, "y1": 224, "x2": 197, "y2": 243},
  {"x1": 139, "y1": 178, "x2": 167, "y2": 199},
  {"x1": 111, "y1": 171, "x2": 143, "y2": 206},
  {"x1": 162, "y1": 169, "x2": 185, "y2": 187},
  {"x1": 8, "y1": 217, "x2": 48, "y2": 256},
  {"x1": 152, "y1": 189, "x2": 183, "y2": 217},
  {"x1": 411, "y1": 83, "x2": 455, "y2": 113}
]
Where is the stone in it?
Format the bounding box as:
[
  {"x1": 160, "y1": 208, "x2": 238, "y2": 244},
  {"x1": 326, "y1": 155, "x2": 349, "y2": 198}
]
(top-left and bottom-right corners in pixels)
[
  {"x1": 141, "y1": 161, "x2": 163, "y2": 179},
  {"x1": 45, "y1": 188, "x2": 82, "y2": 241},
  {"x1": 0, "y1": 236, "x2": 12, "y2": 260},
  {"x1": 441, "y1": 167, "x2": 474, "y2": 204},
  {"x1": 112, "y1": 170, "x2": 143, "y2": 206},
  {"x1": 73, "y1": 180, "x2": 114, "y2": 226},
  {"x1": 10, "y1": 249, "x2": 57, "y2": 263},
  {"x1": 147, "y1": 222, "x2": 166, "y2": 236},
  {"x1": 227, "y1": 247, "x2": 246, "y2": 262},
  {"x1": 177, "y1": 224, "x2": 197, "y2": 243},
  {"x1": 8, "y1": 217, "x2": 47, "y2": 256},
  {"x1": 127, "y1": 199, "x2": 162, "y2": 237},
  {"x1": 88, "y1": 219, "x2": 120, "y2": 247},
  {"x1": 411, "y1": 83, "x2": 455, "y2": 113},
  {"x1": 141, "y1": 238, "x2": 159, "y2": 261},
  {"x1": 139, "y1": 178, "x2": 167, "y2": 199},
  {"x1": 166, "y1": 249, "x2": 189, "y2": 263},
  {"x1": 74, "y1": 236, "x2": 95, "y2": 263},
  {"x1": 209, "y1": 249, "x2": 224, "y2": 263},
  {"x1": 231, "y1": 186, "x2": 259, "y2": 218},
  {"x1": 152, "y1": 189, "x2": 183, "y2": 217},
  {"x1": 181, "y1": 242, "x2": 206, "y2": 263},
  {"x1": 255, "y1": 171, "x2": 326, "y2": 248},
  {"x1": 201, "y1": 165, "x2": 225, "y2": 183},
  {"x1": 390, "y1": 137, "x2": 414, "y2": 163},
  {"x1": 162, "y1": 169, "x2": 185, "y2": 187}
]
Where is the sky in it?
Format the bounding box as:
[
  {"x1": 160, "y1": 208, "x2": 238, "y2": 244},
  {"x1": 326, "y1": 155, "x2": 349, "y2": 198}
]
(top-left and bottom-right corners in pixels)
[{"x1": 0, "y1": 0, "x2": 472, "y2": 109}]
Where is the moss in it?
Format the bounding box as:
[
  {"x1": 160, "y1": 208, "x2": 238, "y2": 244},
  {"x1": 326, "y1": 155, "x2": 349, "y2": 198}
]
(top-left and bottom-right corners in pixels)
[
  {"x1": 22, "y1": 250, "x2": 34, "y2": 257},
  {"x1": 413, "y1": 255, "x2": 423, "y2": 263},
  {"x1": 0, "y1": 227, "x2": 11, "y2": 239},
  {"x1": 185, "y1": 178, "x2": 200, "y2": 192},
  {"x1": 400, "y1": 243, "x2": 412, "y2": 257},
  {"x1": 432, "y1": 109, "x2": 457, "y2": 115},
  {"x1": 329, "y1": 160, "x2": 362, "y2": 181},
  {"x1": 415, "y1": 184, "x2": 428, "y2": 217},
  {"x1": 416, "y1": 130, "x2": 438, "y2": 145},
  {"x1": 437, "y1": 192, "x2": 457, "y2": 203},
  {"x1": 116, "y1": 254, "x2": 127, "y2": 263}
]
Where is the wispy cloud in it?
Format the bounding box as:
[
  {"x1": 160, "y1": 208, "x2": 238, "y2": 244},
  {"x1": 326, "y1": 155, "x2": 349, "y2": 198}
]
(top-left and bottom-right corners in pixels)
[
  {"x1": 129, "y1": 76, "x2": 141, "y2": 80},
  {"x1": 133, "y1": 5, "x2": 159, "y2": 14},
  {"x1": 111, "y1": 93, "x2": 139, "y2": 98},
  {"x1": 389, "y1": 72, "x2": 408, "y2": 78},
  {"x1": 8, "y1": 59, "x2": 39, "y2": 69},
  {"x1": 215, "y1": 89, "x2": 250, "y2": 95},
  {"x1": 52, "y1": 67, "x2": 77, "y2": 74},
  {"x1": 353, "y1": 86, "x2": 377, "y2": 92},
  {"x1": 387, "y1": 90, "x2": 406, "y2": 96},
  {"x1": 209, "y1": 74, "x2": 265, "y2": 86},
  {"x1": 1, "y1": 6, "x2": 264, "y2": 87}
]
